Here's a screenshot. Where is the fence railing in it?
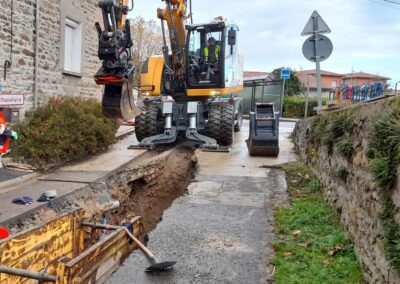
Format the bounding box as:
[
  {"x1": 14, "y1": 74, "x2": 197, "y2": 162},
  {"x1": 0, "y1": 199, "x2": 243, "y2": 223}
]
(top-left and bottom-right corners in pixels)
[{"x1": 329, "y1": 82, "x2": 385, "y2": 103}]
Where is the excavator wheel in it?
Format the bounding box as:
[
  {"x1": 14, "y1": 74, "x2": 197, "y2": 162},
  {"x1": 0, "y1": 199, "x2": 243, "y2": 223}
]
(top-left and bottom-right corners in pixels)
[
  {"x1": 102, "y1": 78, "x2": 141, "y2": 121},
  {"x1": 135, "y1": 105, "x2": 164, "y2": 142},
  {"x1": 208, "y1": 104, "x2": 235, "y2": 146}
]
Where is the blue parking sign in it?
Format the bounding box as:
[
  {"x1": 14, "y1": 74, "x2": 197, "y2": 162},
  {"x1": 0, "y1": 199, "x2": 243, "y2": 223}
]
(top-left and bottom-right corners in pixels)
[{"x1": 281, "y1": 69, "x2": 291, "y2": 80}]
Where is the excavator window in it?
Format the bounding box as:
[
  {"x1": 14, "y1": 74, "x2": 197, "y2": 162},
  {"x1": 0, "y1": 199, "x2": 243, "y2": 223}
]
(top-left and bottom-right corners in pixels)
[{"x1": 187, "y1": 27, "x2": 224, "y2": 87}]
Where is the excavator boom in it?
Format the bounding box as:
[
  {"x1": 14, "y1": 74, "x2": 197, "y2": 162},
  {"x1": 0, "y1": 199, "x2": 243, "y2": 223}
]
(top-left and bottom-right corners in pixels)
[{"x1": 156, "y1": 0, "x2": 187, "y2": 79}]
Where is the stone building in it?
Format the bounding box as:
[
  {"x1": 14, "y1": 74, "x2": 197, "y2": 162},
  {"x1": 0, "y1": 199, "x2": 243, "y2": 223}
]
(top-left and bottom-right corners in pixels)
[{"x1": 0, "y1": 0, "x2": 102, "y2": 121}]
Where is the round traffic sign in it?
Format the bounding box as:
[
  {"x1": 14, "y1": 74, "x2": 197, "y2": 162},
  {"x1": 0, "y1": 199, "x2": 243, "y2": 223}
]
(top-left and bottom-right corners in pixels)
[{"x1": 302, "y1": 34, "x2": 333, "y2": 62}]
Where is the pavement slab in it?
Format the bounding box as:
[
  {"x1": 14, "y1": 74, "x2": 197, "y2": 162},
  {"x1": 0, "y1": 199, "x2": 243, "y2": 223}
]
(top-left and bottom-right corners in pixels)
[
  {"x1": 0, "y1": 128, "x2": 146, "y2": 226},
  {"x1": 0, "y1": 180, "x2": 84, "y2": 223},
  {"x1": 0, "y1": 168, "x2": 29, "y2": 183}
]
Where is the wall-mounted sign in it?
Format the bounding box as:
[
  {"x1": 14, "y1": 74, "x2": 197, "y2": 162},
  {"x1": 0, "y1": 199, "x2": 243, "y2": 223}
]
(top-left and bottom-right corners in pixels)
[{"x1": 0, "y1": 92, "x2": 24, "y2": 107}]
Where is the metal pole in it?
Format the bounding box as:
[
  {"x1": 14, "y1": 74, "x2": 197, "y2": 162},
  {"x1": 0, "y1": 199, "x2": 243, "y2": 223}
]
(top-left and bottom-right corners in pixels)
[
  {"x1": 34, "y1": 0, "x2": 40, "y2": 109},
  {"x1": 280, "y1": 79, "x2": 286, "y2": 117},
  {"x1": 313, "y1": 16, "x2": 322, "y2": 107},
  {"x1": 305, "y1": 75, "x2": 310, "y2": 118},
  {"x1": 0, "y1": 266, "x2": 56, "y2": 282},
  {"x1": 395, "y1": 82, "x2": 398, "y2": 95}
]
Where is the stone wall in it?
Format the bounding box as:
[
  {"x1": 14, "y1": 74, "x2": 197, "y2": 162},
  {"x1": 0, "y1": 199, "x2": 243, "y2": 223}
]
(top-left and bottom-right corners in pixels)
[
  {"x1": 0, "y1": 0, "x2": 102, "y2": 116},
  {"x1": 294, "y1": 97, "x2": 400, "y2": 283}
]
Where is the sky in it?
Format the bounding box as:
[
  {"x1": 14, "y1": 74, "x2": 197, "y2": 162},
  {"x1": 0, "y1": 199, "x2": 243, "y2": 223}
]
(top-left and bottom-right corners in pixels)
[{"x1": 128, "y1": 0, "x2": 400, "y2": 87}]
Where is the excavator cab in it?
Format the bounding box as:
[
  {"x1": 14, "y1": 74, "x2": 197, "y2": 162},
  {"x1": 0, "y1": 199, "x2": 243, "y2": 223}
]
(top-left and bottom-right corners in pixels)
[{"x1": 186, "y1": 21, "x2": 241, "y2": 91}]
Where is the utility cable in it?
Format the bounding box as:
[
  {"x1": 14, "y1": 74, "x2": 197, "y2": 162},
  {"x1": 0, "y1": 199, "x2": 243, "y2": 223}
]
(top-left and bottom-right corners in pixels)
[
  {"x1": 367, "y1": 0, "x2": 400, "y2": 10},
  {"x1": 383, "y1": 0, "x2": 400, "y2": 5}
]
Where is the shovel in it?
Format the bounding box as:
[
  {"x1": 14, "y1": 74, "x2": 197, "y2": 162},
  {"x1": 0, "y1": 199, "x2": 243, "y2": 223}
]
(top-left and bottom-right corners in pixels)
[{"x1": 82, "y1": 222, "x2": 176, "y2": 272}]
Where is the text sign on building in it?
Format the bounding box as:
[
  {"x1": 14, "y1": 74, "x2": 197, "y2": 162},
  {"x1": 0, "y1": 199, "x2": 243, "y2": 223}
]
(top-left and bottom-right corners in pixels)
[
  {"x1": 0, "y1": 92, "x2": 24, "y2": 107},
  {"x1": 281, "y1": 69, "x2": 291, "y2": 80}
]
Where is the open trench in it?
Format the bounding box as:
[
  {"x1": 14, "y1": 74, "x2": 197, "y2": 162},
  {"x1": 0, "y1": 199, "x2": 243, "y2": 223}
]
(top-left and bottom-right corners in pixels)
[{"x1": 3, "y1": 144, "x2": 197, "y2": 258}]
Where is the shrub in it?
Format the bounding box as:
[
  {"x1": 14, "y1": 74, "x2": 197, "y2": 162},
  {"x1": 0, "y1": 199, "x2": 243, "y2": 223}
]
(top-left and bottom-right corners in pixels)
[
  {"x1": 336, "y1": 138, "x2": 354, "y2": 159},
  {"x1": 11, "y1": 97, "x2": 118, "y2": 168},
  {"x1": 367, "y1": 105, "x2": 400, "y2": 271},
  {"x1": 308, "y1": 109, "x2": 355, "y2": 155},
  {"x1": 283, "y1": 96, "x2": 318, "y2": 118}
]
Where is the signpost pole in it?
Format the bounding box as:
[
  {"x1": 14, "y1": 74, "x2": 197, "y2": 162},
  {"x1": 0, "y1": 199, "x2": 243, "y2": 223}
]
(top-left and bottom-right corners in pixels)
[
  {"x1": 280, "y1": 79, "x2": 286, "y2": 117},
  {"x1": 313, "y1": 16, "x2": 323, "y2": 107},
  {"x1": 305, "y1": 75, "x2": 310, "y2": 118}
]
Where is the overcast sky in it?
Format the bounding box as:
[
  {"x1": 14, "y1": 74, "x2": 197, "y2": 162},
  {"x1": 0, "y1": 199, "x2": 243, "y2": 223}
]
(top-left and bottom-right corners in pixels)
[{"x1": 129, "y1": 0, "x2": 400, "y2": 86}]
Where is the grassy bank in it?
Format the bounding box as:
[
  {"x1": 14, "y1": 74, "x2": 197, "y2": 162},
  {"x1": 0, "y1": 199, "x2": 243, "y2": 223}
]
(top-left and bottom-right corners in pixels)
[{"x1": 272, "y1": 163, "x2": 363, "y2": 284}]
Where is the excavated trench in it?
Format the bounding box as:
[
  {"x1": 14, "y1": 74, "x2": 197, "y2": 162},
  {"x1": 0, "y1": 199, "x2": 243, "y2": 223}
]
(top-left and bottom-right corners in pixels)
[
  {"x1": 5, "y1": 145, "x2": 197, "y2": 241},
  {"x1": 105, "y1": 145, "x2": 197, "y2": 235},
  {"x1": 0, "y1": 145, "x2": 197, "y2": 283}
]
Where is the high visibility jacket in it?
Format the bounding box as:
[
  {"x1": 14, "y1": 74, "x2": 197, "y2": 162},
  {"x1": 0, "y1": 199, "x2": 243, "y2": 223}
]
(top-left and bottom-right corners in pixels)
[
  {"x1": 0, "y1": 112, "x2": 9, "y2": 154},
  {"x1": 0, "y1": 113, "x2": 7, "y2": 136},
  {"x1": 204, "y1": 45, "x2": 220, "y2": 62}
]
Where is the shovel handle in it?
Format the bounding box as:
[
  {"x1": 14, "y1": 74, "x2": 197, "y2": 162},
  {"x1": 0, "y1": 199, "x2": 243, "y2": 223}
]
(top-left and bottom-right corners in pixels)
[
  {"x1": 122, "y1": 227, "x2": 156, "y2": 259},
  {"x1": 81, "y1": 221, "x2": 157, "y2": 260}
]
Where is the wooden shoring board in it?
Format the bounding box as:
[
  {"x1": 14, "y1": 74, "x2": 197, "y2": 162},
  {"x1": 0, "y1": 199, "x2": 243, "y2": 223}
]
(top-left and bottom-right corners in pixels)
[
  {"x1": 60, "y1": 219, "x2": 141, "y2": 284},
  {"x1": 0, "y1": 210, "x2": 85, "y2": 284}
]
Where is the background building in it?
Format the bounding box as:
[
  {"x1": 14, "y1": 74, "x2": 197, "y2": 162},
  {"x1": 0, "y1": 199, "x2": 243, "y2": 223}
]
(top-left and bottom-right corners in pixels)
[{"x1": 0, "y1": 0, "x2": 102, "y2": 121}]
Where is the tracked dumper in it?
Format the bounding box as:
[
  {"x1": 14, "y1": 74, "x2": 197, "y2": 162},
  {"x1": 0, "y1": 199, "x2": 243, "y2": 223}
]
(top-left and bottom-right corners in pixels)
[{"x1": 246, "y1": 103, "x2": 280, "y2": 157}]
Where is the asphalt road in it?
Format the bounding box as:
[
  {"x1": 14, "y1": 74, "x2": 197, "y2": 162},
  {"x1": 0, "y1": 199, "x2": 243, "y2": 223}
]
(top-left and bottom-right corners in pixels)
[{"x1": 109, "y1": 121, "x2": 295, "y2": 283}]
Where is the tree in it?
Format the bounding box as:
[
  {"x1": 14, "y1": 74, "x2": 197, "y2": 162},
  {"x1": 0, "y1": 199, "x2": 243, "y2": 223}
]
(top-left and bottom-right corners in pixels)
[
  {"x1": 272, "y1": 68, "x2": 302, "y2": 96},
  {"x1": 130, "y1": 16, "x2": 164, "y2": 85}
]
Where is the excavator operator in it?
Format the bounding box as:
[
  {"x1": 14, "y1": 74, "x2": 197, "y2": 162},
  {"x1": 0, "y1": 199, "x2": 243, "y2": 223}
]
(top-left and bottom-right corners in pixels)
[
  {"x1": 204, "y1": 37, "x2": 220, "y2": 64},
  {"x1": 203, "y1": 37, "x2": 221, "y2": 82}
]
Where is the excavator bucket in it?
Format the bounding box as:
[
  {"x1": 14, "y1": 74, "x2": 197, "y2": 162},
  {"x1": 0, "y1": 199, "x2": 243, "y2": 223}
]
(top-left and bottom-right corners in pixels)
[
  {"x1": 246, "y1": 103, "x2": 280, "y2": 157},
  {"x1": 98, "y1": 75, "x2": 142, "y2": 120},
  {"x1": 95, "y1": 0, "x2": 141, "y2": 121}
]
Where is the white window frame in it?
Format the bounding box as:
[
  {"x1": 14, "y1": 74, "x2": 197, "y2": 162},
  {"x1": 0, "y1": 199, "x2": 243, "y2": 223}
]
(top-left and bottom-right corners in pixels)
[{"x1": 60, "y1": 0, "x2": 86, "y2": 77}]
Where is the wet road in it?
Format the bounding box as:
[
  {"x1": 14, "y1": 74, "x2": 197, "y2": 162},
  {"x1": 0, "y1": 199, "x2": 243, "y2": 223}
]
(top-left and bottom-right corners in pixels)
[{"x1": 109, "y1": 120, "x2": 296, "y2": 283}]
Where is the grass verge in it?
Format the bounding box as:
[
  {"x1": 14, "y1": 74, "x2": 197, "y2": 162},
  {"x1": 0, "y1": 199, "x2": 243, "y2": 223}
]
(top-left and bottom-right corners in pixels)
[{"x1": 272, "y1": 162, "x2": 363, "y2": 284}]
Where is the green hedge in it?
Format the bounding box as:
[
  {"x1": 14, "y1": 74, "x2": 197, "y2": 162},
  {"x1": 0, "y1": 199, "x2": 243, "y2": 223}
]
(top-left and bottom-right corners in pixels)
[
  {"x1": 12, "y1": 97, "x2": 118, "y2": 168},
  {"x1": 283, "y1": 96, "x2": 319, "y2": 118}
]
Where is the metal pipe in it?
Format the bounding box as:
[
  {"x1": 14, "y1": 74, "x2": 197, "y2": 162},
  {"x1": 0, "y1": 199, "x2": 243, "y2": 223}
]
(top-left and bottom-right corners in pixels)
[
  {"x1": 33, "y1": 0, "x2": 40, "y2": 109},
  {"x1": 0, "y1": 266, "x2": 56, "y2": 282},
  {"x1": 189, "y1": 114, "x2": 196, "y2": 129},
  {"x1": 165, "y1": 114, "x2": 172, "y2": 129}
]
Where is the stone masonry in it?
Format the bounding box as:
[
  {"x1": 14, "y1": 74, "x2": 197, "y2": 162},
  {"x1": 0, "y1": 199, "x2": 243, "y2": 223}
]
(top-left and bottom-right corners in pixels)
[
  {"x1": 0, "y1": 0, "x2": 102, "y2": 117},
  {"x1": 294, "y1": 97, "x2": 400, "y2": 283}
]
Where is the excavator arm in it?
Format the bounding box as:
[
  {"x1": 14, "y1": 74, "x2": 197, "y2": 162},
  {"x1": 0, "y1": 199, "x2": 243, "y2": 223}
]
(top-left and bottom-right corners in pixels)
[
  {"x1": 157, "y1": 0, "x2": 188, "y2": 82},
  {"x1": 95, "y1": 0, "x2": 141, "y2": 120}
]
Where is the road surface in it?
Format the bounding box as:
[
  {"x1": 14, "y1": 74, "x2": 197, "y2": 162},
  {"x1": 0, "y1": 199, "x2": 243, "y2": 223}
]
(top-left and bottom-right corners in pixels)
[{"x1": 109, "y1": 121, "x2": 296, "y2": 283}]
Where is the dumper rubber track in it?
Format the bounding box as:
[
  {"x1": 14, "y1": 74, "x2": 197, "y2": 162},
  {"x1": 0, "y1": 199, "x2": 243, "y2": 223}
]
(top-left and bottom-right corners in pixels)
[
  {"x1": 135, "y1": 106, "x2": 164, "y2": 142},
  {"x1": 208, "y1": 104, "x2": 235, "y2": 145}
]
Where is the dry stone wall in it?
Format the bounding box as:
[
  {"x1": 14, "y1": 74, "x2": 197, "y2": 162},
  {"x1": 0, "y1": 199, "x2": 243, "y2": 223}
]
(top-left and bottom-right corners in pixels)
[{"x1": 294, "y1": 97, "x2": 400, "y2": 283}]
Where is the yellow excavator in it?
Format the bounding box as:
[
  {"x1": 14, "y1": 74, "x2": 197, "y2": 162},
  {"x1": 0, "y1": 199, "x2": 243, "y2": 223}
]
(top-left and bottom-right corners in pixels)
[{"x1": 95, "y1": 0, "x2": 244, "y2": 151}]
